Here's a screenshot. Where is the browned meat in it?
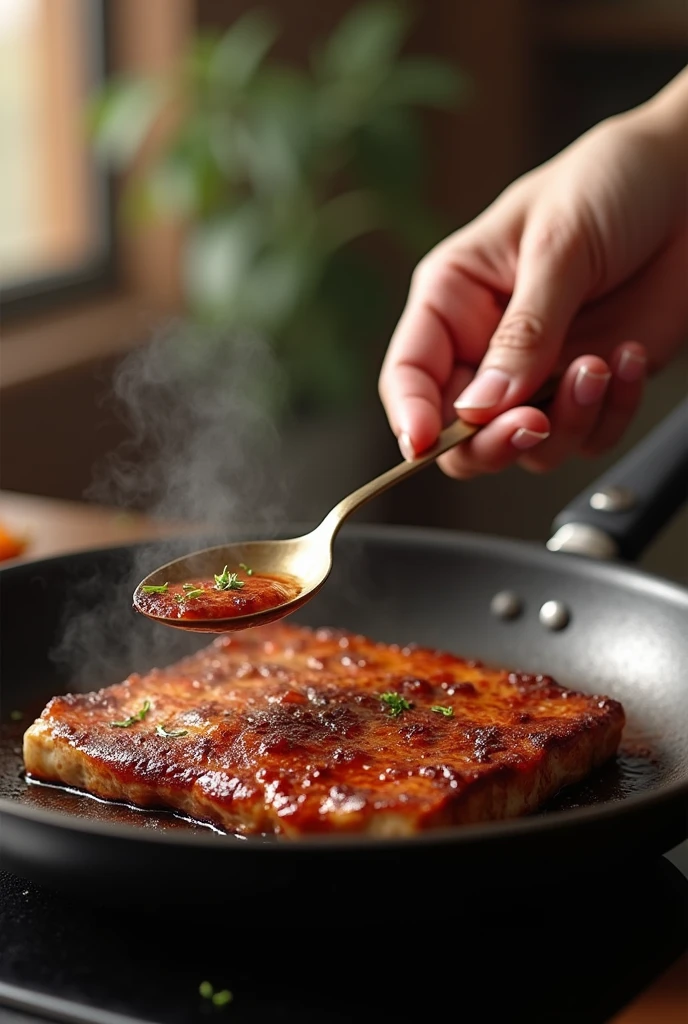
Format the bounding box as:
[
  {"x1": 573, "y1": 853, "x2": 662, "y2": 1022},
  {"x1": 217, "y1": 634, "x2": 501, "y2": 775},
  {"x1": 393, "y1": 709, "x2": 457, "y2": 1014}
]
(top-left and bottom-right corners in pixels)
[{"x1": 23, "y1": 623, "x2": 624, "y2": 837}]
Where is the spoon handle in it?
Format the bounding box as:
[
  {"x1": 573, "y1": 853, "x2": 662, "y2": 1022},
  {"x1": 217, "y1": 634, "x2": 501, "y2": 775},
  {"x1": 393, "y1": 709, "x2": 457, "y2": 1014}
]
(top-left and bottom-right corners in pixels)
[
  {"x1": 318, "y1": 377, "x2": 559, "y2": 541},
  {"x1": 320, "y1": 418, "x2": 477, "y2": 537}
]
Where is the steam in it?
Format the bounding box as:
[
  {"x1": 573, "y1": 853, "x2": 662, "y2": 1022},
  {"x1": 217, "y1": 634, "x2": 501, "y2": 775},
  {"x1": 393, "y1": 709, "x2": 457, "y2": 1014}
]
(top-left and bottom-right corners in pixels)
[
  {"x1": 87, "y1": 320, "x2": 286, "y2": 529},
  {"x1": 50, "y1": 320, "x2": 289, "y2": 685}
]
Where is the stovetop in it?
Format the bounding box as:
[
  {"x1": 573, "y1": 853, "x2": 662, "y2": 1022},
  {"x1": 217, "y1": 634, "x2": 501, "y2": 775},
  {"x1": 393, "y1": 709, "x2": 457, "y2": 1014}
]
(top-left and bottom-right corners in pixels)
[{"x1": 1, "y1": 849, "x2": 687, "y2": 1024}]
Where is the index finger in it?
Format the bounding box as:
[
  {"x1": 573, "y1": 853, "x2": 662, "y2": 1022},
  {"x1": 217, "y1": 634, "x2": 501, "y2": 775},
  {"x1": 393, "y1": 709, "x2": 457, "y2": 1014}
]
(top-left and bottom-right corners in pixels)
[
  {"x1": 379, "y1": 235, "x2": 511, "y2": 457},
  {"x1": 378, "y1": 294, "x2": 454, "y2": 456}
]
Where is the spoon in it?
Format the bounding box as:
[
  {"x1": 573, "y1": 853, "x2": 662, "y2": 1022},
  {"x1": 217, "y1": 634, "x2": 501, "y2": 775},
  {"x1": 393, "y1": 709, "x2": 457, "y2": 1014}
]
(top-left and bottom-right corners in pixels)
[
  {"x1": 134, "y1": 381, "x2": 555, "y2": 632},
  {"x1": 133, "y1": 418, "x2": 481, "y2": 632}
]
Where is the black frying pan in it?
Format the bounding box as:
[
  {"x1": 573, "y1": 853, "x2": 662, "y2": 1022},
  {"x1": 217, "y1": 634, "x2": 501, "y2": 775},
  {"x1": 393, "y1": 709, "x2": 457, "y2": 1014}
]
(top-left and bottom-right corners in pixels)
[{"x1": 1, "y1": 400, "x2": 687, "y2": 914}]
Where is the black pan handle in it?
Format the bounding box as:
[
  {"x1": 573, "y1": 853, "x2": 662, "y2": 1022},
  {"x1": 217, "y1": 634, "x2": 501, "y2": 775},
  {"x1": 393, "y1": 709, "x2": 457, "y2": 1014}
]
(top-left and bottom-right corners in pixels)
[{"x1": 547, "y1": 397, "x2": 688, "y2": 561}]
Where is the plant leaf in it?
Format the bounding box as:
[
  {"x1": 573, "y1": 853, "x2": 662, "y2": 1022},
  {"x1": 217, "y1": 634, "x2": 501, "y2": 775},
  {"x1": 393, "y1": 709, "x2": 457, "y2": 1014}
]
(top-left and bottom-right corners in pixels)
[
  {"x1": 241, "y1": 67, "x2": 315, "y2": 191},
  {"x1": 122, "y1": 156, "x2": 198, "y2": 224},
  {"x1": 209, "y1": 9, "x2": 279, "y2": 93},
  {"x1": 87, "y1": 76, "x2": 168, "y2": 170},
  {"x1": 314, "y1": 1, "x2": 411, "y2": 82},
  {"x1": 184, "y1": 31, "x2": 222, "y2": 92},
  {"x1": 184, "y1": 205, "x2": 265, "y2": 323},
  {"x1": 354, "y1": 108, "x2": 424, "y2": 193},
  {"x1": 316, "y1": 190, "x2": 381, "y2": 255},
  {"x1": 239, "y1": 242, "x2": 320, "y2": 334},
  {"x1": 379, "y1": 57, "x2": 468, "y2": 109}
]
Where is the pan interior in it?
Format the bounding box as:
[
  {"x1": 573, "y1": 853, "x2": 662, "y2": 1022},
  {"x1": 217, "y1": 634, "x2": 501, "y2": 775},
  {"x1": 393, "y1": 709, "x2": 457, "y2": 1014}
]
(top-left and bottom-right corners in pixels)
[{"x1": 1, "y1": 525, "x2": 687, "y2": 842}]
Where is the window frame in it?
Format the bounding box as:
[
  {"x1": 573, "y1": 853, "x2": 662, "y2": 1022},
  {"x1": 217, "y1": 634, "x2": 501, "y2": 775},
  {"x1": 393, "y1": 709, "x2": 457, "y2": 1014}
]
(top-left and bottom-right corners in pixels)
[{"x1": 1, "y1": 0, "x2": 116, "y2": 322}]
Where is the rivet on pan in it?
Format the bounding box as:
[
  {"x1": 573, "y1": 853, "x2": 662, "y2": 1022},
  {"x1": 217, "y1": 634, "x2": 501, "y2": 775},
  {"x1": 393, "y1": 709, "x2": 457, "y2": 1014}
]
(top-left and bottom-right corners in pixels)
[
  {"x1": 589, "y1": 485, "x2": 636, "y2": 512},
  {"x1": 490, "y1": 591, "x2": 523, "y2": 620},
  {"x1": 539, "y1": 600, "x2": 570, "y2": 631}
]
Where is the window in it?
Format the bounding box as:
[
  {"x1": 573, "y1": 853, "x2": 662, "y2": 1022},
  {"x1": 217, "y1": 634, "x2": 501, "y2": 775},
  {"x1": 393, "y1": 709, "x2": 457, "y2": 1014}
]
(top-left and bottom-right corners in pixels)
[{"x1": 0, "y1": 0, "x2": 112, "y2": 314}]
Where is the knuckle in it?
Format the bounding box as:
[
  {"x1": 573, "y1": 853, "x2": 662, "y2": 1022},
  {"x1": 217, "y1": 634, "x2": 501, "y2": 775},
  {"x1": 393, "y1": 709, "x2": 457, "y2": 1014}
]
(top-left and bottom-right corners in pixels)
[
  {"x1": 410, "y1": 254, "x2": 438, "y2": 293},
  {"x1": 527, "y1": 207, "x2": 603, "y2": 287},
  {"x1": 411, "y1": 254, "x2": 456, "y2": 300},
  {"x1": 492, "y1": 311, "x2": 545, "y2": 354},
  {"x1": 526, "y1": 213, "x2": 581, "y2": 263}
]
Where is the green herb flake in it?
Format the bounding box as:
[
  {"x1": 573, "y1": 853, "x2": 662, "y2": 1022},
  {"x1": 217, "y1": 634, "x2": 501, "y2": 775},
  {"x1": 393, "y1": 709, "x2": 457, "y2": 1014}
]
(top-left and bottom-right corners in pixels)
[
  {"x1": 199, "y1": 981, "x2": 214, "y2": 999},
  {"x1": 214, "y1": 565, "x2": 244, "y2": 591},
  {"x1": 430, "y1": 704, "x2": 454, "y2": 717},
  {"x1": 110, "y1": 699, "x2": 151, "y2": 728},
  {"x1": 379, "y1": 692, "x2": 412, "y2": 717},
  {"x1": 175, "y1": 584, "x2": 205, "y2": 602},
  {"x1": 10, "y1": 709, "x2": 23, "y2": 722},
  {"x1": 156, "y1": 724, "x2": 188, "y2": 738},
  {"x1": 141, "y1": 583, "x2": 169, "y2": 594},
  {"x1": 239, "y1": 562, "x2": 253, "y2": 576},
  {"x1": 212, "y1": 990, "x2": 233, "y2": 1007}
]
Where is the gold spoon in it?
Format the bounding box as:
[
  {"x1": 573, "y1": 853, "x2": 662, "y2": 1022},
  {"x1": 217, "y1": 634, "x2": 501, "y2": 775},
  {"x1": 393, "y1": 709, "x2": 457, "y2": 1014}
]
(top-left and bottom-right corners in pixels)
[
  {"x1": 134, "y1": 381, "x2": 555, "y2": 633},
  {"x1": 133, "y1": 417, "x2": 480, "y2": 632}
]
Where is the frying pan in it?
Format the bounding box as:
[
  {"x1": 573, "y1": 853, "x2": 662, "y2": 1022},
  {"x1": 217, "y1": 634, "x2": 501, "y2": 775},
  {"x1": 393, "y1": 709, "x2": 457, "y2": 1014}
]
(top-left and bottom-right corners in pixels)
[{"x1": 1, "y1": 399, "x2": 687, "y2": 915}]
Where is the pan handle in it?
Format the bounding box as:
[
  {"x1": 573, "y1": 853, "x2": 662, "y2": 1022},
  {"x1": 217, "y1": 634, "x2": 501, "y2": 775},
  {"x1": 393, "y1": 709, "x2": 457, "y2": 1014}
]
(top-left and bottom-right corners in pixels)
[{"x1": 546, "y1": 397, "x2": 688, "y2": 561}]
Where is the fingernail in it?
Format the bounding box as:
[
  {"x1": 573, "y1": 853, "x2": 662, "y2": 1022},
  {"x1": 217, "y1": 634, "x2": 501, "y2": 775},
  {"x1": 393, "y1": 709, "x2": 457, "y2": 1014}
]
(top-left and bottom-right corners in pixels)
[
  {"x1": 453, "y1": 369, "x2": 511, "y2": 410},
  {"x1": 574, "y1": 366, "x2": 611, "y2": 406},
  {"x1": 511, "y1": 427, "x2": 550, "y2": 451},
  {"x1": 616, "y1": 349, "x2": 646, "y2": 384},
  {"x1": 398, "y1": 432, "x2": 415, "y2": 461}
]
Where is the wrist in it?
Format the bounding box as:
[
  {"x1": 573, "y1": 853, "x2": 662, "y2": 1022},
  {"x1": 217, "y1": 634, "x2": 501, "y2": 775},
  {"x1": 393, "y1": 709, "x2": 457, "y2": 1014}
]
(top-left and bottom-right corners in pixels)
[{"x1": 633, "y1": 70, "x2": 688, "y2": 205}]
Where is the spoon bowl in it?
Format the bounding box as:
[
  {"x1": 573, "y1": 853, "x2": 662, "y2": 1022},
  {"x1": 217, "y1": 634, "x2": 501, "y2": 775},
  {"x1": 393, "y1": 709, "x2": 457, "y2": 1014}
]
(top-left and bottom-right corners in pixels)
[{"x1": 134, "y1": 532, "x2": 335, "y2": 632}]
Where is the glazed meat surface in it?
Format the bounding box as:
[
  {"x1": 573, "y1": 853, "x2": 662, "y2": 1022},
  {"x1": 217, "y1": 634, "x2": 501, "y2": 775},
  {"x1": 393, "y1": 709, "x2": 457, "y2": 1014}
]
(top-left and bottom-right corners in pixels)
[{"x1": 23, "y1": 623, "x2": 624, "y2": 837}]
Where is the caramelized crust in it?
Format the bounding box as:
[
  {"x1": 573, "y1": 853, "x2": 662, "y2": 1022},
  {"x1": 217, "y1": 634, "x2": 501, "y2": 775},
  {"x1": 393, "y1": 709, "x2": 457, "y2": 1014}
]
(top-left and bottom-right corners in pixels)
[{"x1": 23, "y1": 624, "x2": 624, "y2": 837}]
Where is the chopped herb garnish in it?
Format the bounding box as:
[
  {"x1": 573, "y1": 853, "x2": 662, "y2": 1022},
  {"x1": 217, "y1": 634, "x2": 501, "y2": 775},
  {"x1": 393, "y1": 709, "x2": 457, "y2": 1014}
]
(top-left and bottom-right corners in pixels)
[
  {"x1": 239, "y1": 562, "x2": 253, "y2": 576},
  {"x1": 431, "y1": 704, "x2": 454, "y2": 717},
  {"x1": 110, "y1": 699, "x2": 151, "y2": 728},
  {"x1": 199, "y1": 981, "x2": 233, "y2": 1007},
  {"x1": 182, "y1": 582, "x2": 197, "y2": 590},
  {"x1": 10, "y1": 709, "x2": 23, "y2": 722},
  {"x1": 141, "y1": 583, "x2": 168, "y2": 594},
  {"x1": 156, "y1": 724, "x2": 188, "y2": 738},
  {"x1": 214, "y1": 565, "x2": 244, "y2": 591},
  {"x1": 379, "y1": 692, "x2": 412, "y2": 717},
  {"x1": 175, "y1": 587, "x2": 204, "y2": 603}
]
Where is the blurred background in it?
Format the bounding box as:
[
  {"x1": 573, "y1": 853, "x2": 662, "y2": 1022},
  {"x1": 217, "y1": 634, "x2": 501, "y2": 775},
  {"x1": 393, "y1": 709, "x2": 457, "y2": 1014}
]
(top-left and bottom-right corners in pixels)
[{"x1": 1, "y1": 0, "x2": 686, "y2": 578}]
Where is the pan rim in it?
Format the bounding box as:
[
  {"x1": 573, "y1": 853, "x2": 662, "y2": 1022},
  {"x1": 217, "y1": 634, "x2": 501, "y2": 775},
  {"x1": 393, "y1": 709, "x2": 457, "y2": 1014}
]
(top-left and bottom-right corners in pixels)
[
  {"x1": 2, "y1": 523, "x2": 687, "y2": 852},
  {"x1": 1, "y1": 521, "x2": 687, "y2": 602},
  {"x1": 1, "y1": 772, "x2": 686, "y2": 851}
]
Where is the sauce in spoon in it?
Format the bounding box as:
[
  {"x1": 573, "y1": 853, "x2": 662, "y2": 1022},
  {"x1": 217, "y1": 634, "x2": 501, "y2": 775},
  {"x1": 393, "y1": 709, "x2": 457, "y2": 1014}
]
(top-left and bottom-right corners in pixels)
[{"x1": 134, "y1": 564, "x2": 301, "y2": 622}]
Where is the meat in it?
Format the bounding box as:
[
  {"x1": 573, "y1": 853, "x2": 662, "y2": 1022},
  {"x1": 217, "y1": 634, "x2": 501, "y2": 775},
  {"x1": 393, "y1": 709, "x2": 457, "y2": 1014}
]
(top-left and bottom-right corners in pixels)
[{"x1": 22, "y1": 623, "x2": 624, "y2": 837}]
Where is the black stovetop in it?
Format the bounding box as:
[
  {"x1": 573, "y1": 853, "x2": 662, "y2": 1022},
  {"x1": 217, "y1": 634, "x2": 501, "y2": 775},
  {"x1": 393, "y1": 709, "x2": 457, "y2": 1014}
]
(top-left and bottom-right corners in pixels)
[{"x1": 1, "y1": 854, "x2": 687, "y2": 1024}]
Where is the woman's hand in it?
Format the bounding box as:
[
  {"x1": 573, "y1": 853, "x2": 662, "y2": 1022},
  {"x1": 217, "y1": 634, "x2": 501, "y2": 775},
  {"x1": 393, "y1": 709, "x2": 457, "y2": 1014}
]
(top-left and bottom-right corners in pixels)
[{"x1": 378, "y1": 70, "x2": 688, "y2": 480}]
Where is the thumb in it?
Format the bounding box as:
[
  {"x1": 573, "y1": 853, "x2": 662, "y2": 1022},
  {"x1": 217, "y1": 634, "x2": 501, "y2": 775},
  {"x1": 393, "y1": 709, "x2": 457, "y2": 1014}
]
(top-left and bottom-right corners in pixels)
[{"x1": 454, "y1": 218, "x2": 591, "y2": 421}]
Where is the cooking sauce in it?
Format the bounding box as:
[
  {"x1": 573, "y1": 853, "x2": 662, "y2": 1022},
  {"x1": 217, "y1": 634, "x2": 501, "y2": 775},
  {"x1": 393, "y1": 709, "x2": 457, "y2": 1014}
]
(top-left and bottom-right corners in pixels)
[{"x1": 134, "y1": 566, "x2": 301, "y2": 621}]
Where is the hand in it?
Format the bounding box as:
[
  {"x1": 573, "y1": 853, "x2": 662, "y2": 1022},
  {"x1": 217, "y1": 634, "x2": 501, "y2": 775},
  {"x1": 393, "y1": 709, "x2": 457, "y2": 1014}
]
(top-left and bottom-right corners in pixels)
[{"x1": 379, "y1": 76, "x2": 688, "y2": 480}]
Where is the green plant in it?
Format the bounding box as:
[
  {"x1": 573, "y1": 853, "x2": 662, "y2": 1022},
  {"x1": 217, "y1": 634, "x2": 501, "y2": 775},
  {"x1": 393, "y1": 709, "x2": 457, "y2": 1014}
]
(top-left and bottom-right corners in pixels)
[{"x1": 89, "y1": 1, "x2": 468, "y2": 416}]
